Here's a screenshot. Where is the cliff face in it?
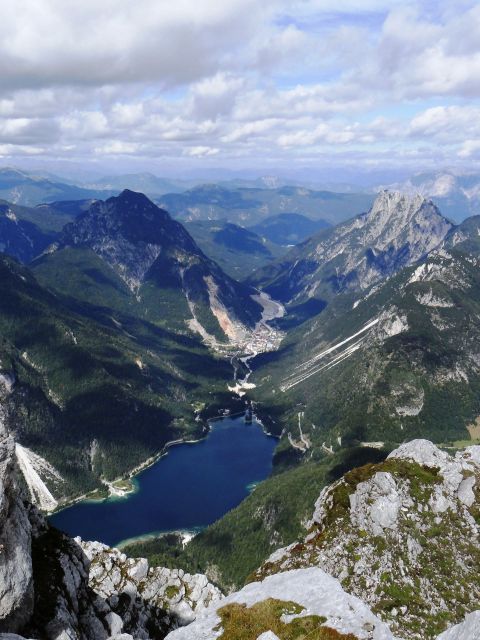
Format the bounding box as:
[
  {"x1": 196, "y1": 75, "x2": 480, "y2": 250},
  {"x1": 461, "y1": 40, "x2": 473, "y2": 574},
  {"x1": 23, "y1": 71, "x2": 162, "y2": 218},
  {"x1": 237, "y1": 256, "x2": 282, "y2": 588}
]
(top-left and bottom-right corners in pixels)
[
  {"x1": 0, "y1": 378, "x2": 221, "y2": 640},
  {"x1": 0, "y1": 375, "x2": 33, "y2": 633}
]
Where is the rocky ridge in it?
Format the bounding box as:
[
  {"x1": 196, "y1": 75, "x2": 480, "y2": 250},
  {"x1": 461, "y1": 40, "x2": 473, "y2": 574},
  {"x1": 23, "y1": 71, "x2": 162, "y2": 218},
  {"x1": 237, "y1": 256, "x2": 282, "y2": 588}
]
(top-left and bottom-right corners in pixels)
[
  {"x1": 251, "y1": 440, "x2": 480, "y2": 639},
  {"x1": 252, "y1": 191, "x2": 453, "y2": 307}
]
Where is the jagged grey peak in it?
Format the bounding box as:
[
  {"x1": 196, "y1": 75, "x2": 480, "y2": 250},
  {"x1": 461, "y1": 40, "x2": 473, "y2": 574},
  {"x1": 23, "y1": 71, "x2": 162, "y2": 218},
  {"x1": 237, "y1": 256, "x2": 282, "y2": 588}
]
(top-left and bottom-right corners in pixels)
[
  {"x1": 253, "y1": 440, "x2": 480, "y2": 640},
  {"x1": 260, "y1": 190, "x2": 453, "y2": 304},
  {"x1": 59, "y1": 189, "x2": 200, "y2": 292}
]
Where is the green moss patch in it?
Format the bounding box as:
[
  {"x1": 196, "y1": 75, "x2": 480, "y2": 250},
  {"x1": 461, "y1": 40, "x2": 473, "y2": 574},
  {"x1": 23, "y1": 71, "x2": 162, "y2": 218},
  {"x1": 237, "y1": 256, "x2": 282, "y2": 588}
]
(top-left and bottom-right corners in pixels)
[{"x1": 215, "y1": 598, "x2": 358, "y2": 639}]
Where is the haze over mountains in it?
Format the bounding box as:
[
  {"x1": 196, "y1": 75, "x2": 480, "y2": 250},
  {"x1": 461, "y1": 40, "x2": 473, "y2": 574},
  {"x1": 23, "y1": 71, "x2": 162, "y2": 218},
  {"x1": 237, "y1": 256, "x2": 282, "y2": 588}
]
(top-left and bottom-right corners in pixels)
[{"x1": 383, "y1": 170, "x2": 480, "y2": 223}]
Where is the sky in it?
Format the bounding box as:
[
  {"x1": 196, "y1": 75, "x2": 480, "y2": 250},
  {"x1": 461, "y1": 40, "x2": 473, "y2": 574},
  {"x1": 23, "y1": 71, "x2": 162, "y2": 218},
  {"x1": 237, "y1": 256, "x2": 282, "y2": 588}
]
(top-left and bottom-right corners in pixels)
[{"x1": 1, "y1": 0, "x2": 480, "y2": 181}]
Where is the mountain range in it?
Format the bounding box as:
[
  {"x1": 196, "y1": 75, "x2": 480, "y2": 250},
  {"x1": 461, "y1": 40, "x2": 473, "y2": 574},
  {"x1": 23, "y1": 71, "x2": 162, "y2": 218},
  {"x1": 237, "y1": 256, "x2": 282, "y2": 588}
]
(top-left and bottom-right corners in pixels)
[
  {"x1": 0, "y1": 190, "x2": 275, "y2": 504},
  {"x1": 1, "y1": 180, "x2": 480, "y2": 639},
  {"x1": 0, "y1": 167, "x2": 107, "y2": 206},
  {"x1": 246, "y1": 192, "x2": 480, "y2": 449},
  {"x1": 7, "y1": 164, "x2": 480, "y2": 228},
  {"x1": 158, "y1": 184, "x2": 374, "y2": 226}
]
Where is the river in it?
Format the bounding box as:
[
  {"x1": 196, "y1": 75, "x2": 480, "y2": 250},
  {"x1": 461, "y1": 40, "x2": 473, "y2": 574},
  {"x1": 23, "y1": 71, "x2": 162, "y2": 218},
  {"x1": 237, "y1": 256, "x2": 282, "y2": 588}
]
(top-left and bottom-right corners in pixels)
[{"x1": 49, "y1": 414, "x2": 276, "y2": 547}]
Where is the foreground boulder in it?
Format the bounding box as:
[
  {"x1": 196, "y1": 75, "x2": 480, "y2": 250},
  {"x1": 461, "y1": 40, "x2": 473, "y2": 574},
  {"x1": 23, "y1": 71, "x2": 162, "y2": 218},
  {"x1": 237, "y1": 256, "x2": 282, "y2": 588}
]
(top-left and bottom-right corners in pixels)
[{"x1": 166, "y1": 567, "x2": 398, "y2": 639}]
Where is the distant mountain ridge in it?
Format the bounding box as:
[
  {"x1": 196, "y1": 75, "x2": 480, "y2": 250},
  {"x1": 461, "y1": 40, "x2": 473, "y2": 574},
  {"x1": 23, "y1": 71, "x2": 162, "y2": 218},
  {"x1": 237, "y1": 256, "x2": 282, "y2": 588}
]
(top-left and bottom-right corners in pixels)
[
  {"x1": 250, "y1": 212, "x2": 331, "y2": 246},
  {"x1": 184, "y1": 219, "x2": 285, "y2": 279},
  {"x1": 159, "y1": 184, "x2": 374, "y2": 226},
  {"x1": 0, "y1": 167, "x2": 108, "y2": 206},
  {"x1": 85, "y1": 172, "x2": 193, "y2": 196},
  {"x1": 381, "y1": 170, "x2": 480, "y2": 222}
]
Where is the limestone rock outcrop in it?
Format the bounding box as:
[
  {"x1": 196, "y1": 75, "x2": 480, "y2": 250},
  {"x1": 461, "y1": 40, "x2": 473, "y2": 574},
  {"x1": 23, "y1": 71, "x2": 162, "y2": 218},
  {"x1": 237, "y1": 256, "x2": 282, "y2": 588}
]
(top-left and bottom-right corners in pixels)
[
  {"x1": 0, "y1": 422, "x2": 33, "y2": 633},
  {"x1": 253, "y1": 440, "x2": 480, "y2": 639},
  {"x1": 166, "y1": 567, "x2": 398, "y2": 640}
]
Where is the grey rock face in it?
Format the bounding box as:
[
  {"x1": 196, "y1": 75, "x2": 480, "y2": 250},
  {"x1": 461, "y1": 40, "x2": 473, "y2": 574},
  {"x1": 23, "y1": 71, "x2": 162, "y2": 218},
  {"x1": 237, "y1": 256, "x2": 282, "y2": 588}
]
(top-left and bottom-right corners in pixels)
[
  {"x1": 259, "y1": 191, "x2": 453, "y2": 305},
  {"x1": 0, "y1": 381, "x2": 33, "y2": 634},
  {"x1": 257, "y1": 440, "x2": 480, "y2": 640},
  {"x1": 81, "y1": 540, "x2": 221, "y2": 629},
  {"x1": 348, "y1": 471, "x2": 404, "y2": 536}
]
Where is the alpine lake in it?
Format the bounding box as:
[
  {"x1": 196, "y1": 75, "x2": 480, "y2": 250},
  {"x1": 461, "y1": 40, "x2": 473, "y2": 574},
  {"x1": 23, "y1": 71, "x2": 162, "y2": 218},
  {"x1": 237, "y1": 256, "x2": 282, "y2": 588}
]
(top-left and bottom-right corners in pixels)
[{"x1": 49, "y1": 414, "x2": 276, "y2": 547}]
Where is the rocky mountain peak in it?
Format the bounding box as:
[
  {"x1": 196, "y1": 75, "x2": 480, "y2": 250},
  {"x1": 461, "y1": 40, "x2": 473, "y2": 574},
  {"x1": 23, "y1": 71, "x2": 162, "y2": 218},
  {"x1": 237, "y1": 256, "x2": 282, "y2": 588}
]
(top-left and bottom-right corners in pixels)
[
  {"x1": 359, "y1": 190, "x2": 452, "y2": 253},
  {"x1": 367, "y1": 190, "x2": 427, "y2": 232},
  {"x1": 370, "y1": 190, "x2": 426, "y2": 213},
  {"x1": 49, "y1": 190, "x2": 264, "y2": 344},
  {"x1": 59, "y1": 191, "x2": 199, "y2": 291},
  {"x1": 254, "y1": 189, "x2": 453, "y2": 305},
  {"x1": 69, "y1": 189, "x2": 191, "y2": 245}
]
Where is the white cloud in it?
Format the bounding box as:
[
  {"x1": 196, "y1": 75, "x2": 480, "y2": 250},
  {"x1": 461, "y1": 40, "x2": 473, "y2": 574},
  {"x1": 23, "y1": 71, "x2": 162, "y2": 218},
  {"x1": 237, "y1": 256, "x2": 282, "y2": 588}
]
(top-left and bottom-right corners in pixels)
[
  {"x1": 185, "y1": 146, "x2": 220, "y2": 157},
  {"x1": 0, "y1": 0, "x2": 479, "y2": 172},
  {"x1": 458, "y1": 140, "x2": 480, "y2": 158},
  {"x1": 95, "y1": 141, "x2": 141, "y2": 155}
]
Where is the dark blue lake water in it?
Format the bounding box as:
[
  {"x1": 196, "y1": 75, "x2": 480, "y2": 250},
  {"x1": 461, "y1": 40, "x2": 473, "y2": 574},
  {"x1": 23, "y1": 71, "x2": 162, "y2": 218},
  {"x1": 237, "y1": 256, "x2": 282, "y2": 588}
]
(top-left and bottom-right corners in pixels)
[{"x1": 49, "y1": 415, "x2": 276, "y2": 547}]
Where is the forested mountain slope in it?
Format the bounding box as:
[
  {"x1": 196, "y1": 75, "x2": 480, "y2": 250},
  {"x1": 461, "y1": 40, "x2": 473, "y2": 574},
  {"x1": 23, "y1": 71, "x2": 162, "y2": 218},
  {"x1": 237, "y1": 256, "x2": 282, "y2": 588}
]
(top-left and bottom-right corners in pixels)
[
  {"x1": 32, "y1": 190, "x2": 263, "y2": 346},
  {"x1": 0, "y1": 252, "x2": 234, "y2": 504}
]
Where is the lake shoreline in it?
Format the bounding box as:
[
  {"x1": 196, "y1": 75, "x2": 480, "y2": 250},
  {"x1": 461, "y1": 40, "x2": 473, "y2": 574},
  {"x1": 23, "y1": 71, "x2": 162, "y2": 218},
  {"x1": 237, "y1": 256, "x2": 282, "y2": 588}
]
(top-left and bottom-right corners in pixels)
[
  {"x1": 52, "y1": 426, "x2": 212, "y2": 515},
  {"x1": 51, "y1": 411, "x2": 278, "y2": 523},
  {"x1": 116, "y1": 527, "x2": 201, "y2": 550}
]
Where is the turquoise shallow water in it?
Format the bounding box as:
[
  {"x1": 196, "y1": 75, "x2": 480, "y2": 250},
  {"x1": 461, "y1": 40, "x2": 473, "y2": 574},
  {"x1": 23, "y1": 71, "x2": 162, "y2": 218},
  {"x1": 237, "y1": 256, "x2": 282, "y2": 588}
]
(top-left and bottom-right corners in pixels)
[{"x1": 49, "y1": 415, "x2": 276, "y2": 547}]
